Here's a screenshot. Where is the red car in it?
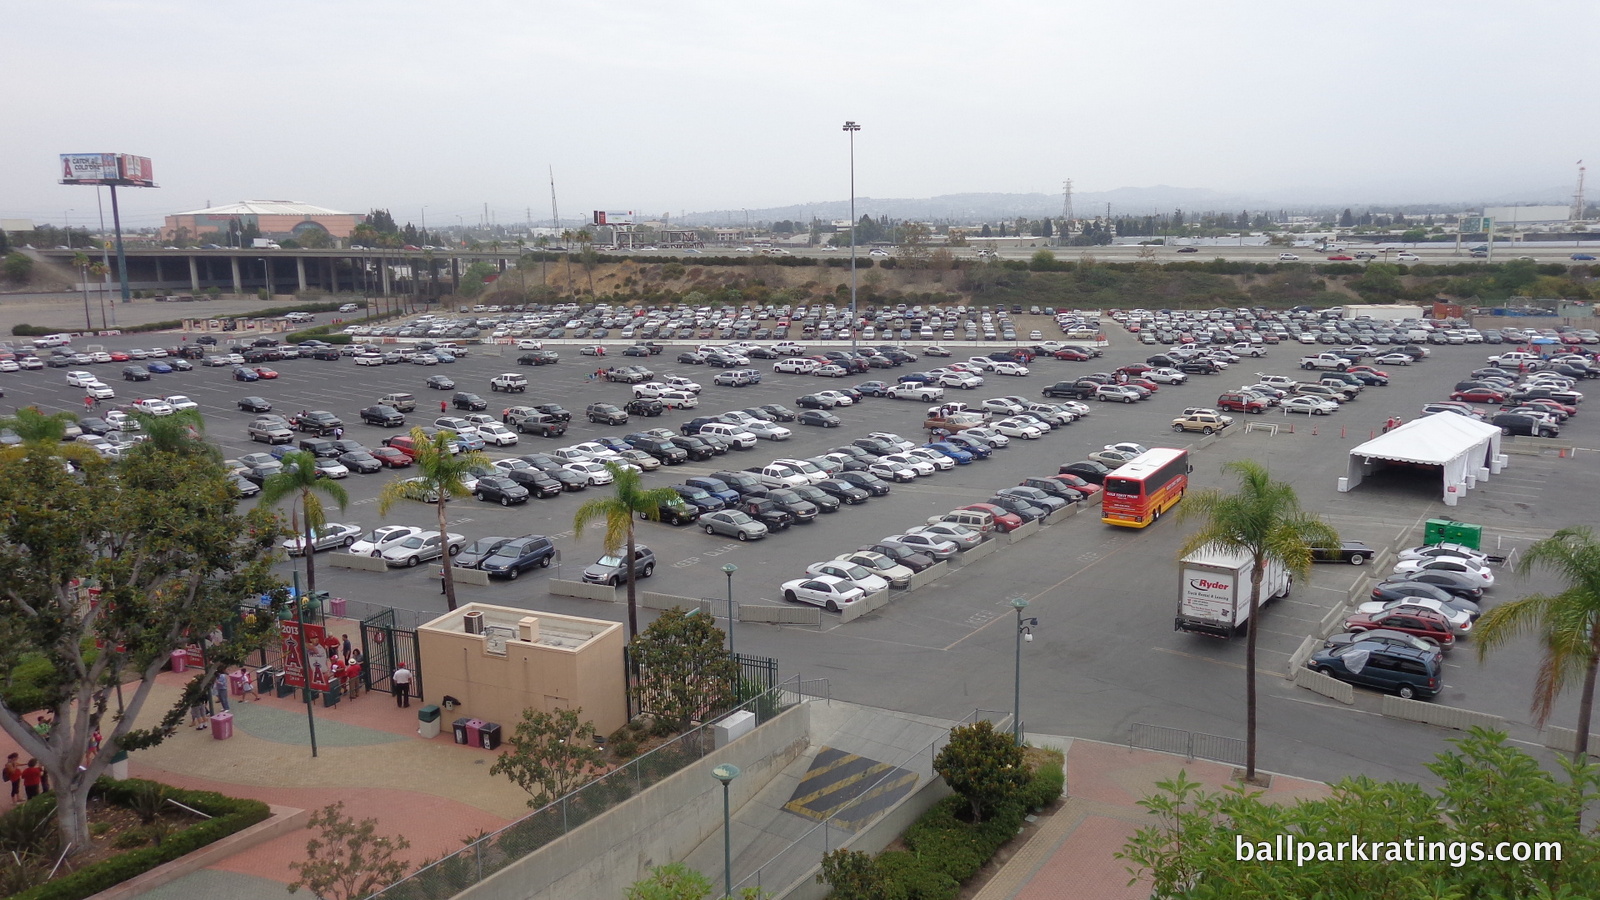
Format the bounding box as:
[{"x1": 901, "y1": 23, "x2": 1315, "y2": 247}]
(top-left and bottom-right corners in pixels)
[
  {"x1": 1115, "y1": 364, "x2": 1152, "y2": 377},
  {"x1": 1045, "y1": 473, "x2": 1100, "y2": 498},
  {"x1": 1128, "y1": 377, "x2": 1160, "y2": 393},
  {"x1": 1450, "y1": 388, "x2": 1505, "y2": 403},
  {"x1": 1524, "y1": 398, "x2": 1577, "y2": 417},
  {"x1": 254, "y1": 367, "x2": 279, "y2": 379},
  {"x1": 958, "y1": 502, "x2": 1024, "y2": 533},
  {"x1": 370, "y1": 446, "x2": 413, "y2": 468},
  {"x1": 1328, "y1": 254, "x2": 1355, "y2": 261},
  {"x1": 1053, "y1": 349, "x2": 1089, "y2": 361},
  {"x1": 1349, "y1": 365, "x2": 1389, "y2": 378},
  {"x1": 108, "y1": 351, "x2": 131, "y2": 362},
  {"x1": 1343, "y1": 608, "x2": 1456, "y2": 648}
]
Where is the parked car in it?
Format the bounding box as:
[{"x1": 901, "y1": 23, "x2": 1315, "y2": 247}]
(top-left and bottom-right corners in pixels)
[
  {"x1": 1306, "y1": 639, "x2": 1442, "y2": 699},
  {"x1": 479, "y1": 534, "x2": 557, "y2": 579},
  {"x1": 1311, "y1": 542, "x2": 1376, "y2": 565}
]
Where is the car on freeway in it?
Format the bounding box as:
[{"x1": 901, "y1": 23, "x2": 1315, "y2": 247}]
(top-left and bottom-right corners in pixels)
[
  {"x1": 1573, "y1": 253, "x2": 1597, "y2": 261},
  {"x1": 281, "y1": 522, "x2": 362, "y2": 556}
]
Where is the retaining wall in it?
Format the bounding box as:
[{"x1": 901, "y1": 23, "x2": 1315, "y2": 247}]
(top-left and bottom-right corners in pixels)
[
  {"x1": 949, "y1": 538, "x2": 999, "y2": 568},
  {"x1": 1043, "y1": 504, "x2": 1078, "y2": 525},
  {"x1": 641, "y1": 590, "x2": 703, "y2": 611},
  {"x1": 1006, "y1": 520, "x2": 1041, "y2": 544},
  {"x1": 774, "y1": 779, "x2": 955, "y2": 900},
  {"x1": 548, "y1": 579, "x2": 618, "y2": 602},
  {"x1": 330, "y1": 553, "x2": 388, "y2": 572},
  {"x1": 1381, "y1": 696, "x2": 1503, "y2": 732},
  {"x1": 1286, "y1": 635, "x2": 1321, "y2": 676},
  {"x1": 839, "y1": 589, "x2": 893, "y2": 624}
]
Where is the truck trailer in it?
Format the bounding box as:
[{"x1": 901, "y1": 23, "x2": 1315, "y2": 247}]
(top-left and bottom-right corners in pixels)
[{"x1": 1174, "y1": 547, "x2": 1292, "y2": 638}]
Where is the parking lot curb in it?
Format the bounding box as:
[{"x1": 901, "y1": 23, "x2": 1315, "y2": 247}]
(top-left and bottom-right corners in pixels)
[
  {"x1": 1380, "y1": 696, "x2": 1503, "y2": 732},
  {"x1": 949, "y1": 538, "x2": 1000, "y2": 568},
  {"x1": 1543, "y1": 726, "x2": 1600, "y2": 758},
  {"x1": 902, "y1": 561, "x2": 950, "y2": 592},
  {"x1": 549, "y1": 579, "x2": 618, "y2": 602},
  {"x1": 449, "y1": 566, "x2": 491, "y2": 586},
  {"x1": 330, "y1": 553, "x2": 388, "y2": 573},
  {"x1": 1007, "y1": 520, "x2": 1041, "y2": 544},
  {"x1": 739, "y1": 605, "x2": 822, "y2": 626},
  {"x1": 1292, "y1": 666, "x2": 1354, "y2": 704}
]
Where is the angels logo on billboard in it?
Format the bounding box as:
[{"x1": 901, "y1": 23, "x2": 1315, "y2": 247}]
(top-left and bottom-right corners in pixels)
[
  {"x1": 60, "y1": 153, "x2": 119, "y2": 184},
  {"x1": 592, "y1": 210, "x2": 634, "y2": 226}
]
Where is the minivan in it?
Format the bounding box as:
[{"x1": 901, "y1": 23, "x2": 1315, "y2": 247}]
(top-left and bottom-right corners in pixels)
[
  {"x1": 1307, "y1": 640, "x2": 1441, "y2": 700},
  {"x1": 379, "y1": 392, "x2": 417, "y2": 412}
]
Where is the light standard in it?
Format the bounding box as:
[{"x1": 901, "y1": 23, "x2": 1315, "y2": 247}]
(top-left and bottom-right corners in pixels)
[
  {"x1": 721, "y1": 563, "x2": 738, "y2": 659},
  {"x1": 1010, "y1": 597, "x2": 1038, "y2": 747},
  {"x1": 712, "y1": 763, "x2": 741, "y2": 899},
  {"x1": 843, "y1": 120, "x2": 860, "y2": 352}
]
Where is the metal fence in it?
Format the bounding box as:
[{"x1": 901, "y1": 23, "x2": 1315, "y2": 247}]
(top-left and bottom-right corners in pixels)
[
  {"x1": 729, "y1": 708, "x2": 1011, "y2": 897},
  {"x1": 1128, "y1": 723, "x2": 1246, "y2": 766},
  {"x1": 366, "y1": 678, "x2": 802, "y2": 900}
]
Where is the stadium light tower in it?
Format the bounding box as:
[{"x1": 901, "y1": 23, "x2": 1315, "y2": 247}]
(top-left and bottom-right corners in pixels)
[{"x1": 843, "y1": 121, "x2": 861, "y2": 351}]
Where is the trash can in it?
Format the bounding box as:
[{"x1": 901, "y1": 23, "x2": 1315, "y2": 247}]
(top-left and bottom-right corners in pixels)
[
  {"x1": 418, "y1": 704, "x2": 441, "y2": 739},
  {"x1": 452, "y1": 717, "x2": 472, "y2": 745},
  {"x1": 170, "y1": 649, "x2": 188, "y2": 673},
  {"x1": 479, "y1": 722, "x2": 501, "y2": 750},
  {"x1": 277, "y1": 676, "x2": 296, "y2": 698},
  {"x1": 328, "y1": 596, "x2": 347, "y2": 617},
  {"x1": 322, "y1": 681, "x2": 342, "y2": 707},
  {"x1": 464, "y1": 719, "x2": 485, "y2": 747},
  {"x1": 256, "y1": 667, "x2": 276, "y2": 693},
  {"x1": 210, "y1": 711, "x2": 233, "y2": 740}
]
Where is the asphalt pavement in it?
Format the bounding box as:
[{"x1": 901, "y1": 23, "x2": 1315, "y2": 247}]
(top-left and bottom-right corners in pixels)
[{"x1": 4, "y1": 322, "x2": 1597, "y2": 790}]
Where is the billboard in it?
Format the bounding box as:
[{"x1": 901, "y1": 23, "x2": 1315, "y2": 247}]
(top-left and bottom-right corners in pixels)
[
  {"x1": 59, "y1": 153, "x2": 155, "y2": 186},
  {"x1": 280, "y1": 619, "x2": 332, "y2": 691},
  {"x1": 592, "y1": 210, "x2": 634, "y2": 226}
]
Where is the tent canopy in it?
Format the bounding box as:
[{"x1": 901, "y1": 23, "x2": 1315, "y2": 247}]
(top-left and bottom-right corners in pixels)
[{"x1": 1343, "y1": 414, "x2": 1504, "y2": 504}]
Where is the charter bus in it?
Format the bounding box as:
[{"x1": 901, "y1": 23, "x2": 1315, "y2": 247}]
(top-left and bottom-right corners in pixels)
[{"x1": 1100, "y1": 447, "x2": 1191, "y2": 528}]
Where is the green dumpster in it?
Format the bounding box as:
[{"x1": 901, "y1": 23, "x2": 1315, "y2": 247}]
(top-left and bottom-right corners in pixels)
[{"x1": 1424, "y1": 519, "x2": 1482, "y2": 550}]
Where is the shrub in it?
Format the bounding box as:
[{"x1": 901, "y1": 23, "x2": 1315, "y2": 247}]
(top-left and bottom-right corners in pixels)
[
  {"x1": 904, "y1": 796, "x2": 1023, "y2": 883},
  {"x1": 1017, "y1": 748, "x2": 1065, "y2": 811},
  {"x1": 10, "y1": 324, "x2": 49, "y2": 336},
  {"x1": 611, "y1": 739, "x2": 639, "y2": 760},
  {"x1": 875, "y1": 850, "x2": 957, "y2": 900}
]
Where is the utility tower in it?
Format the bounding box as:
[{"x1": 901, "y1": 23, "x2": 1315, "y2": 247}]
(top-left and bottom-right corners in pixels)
[
  {"x1": 1572, "y1": 161, "x2": 1587, "y2": 223},
  {"x1": 1061, "y1": 179, "x2": 1074, "y2": 227},
  {"x1": 549, "y1": 167, "x2": 560, "y2": 232}
]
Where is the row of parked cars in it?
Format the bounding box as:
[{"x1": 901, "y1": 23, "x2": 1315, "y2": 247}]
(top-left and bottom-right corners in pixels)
[
  {"x1": 1308, "y1": 542, "x2": 1503, "y2": 700},
  {"x1": 1428, "y1": 349, "x2": 1596, "y2": 437}
]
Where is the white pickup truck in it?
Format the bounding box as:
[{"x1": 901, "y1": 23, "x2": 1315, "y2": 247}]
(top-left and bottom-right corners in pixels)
[{"x1": 1298, "y1": 352, "x2": 1352, "y2": 372}]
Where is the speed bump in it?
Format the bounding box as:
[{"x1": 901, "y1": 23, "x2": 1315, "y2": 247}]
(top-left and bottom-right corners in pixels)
[{"x1": 782, "y1": 745, "x2": 919, "y2": 831}]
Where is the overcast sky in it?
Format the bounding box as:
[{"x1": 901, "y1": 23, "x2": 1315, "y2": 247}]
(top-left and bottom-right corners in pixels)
[{"x1": 4, "y1": 1, "x2": 1594, "y2": 230}]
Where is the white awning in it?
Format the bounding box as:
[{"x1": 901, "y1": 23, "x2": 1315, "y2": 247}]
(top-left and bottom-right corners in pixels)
[{"x1": 1342, "y1": 414, "x2": 1505, "y2": 505}]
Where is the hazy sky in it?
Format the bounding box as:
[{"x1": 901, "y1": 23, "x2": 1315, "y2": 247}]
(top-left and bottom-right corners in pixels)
[{"x1": 4, "y1": 1, "x2": 1594, "y2": 230}]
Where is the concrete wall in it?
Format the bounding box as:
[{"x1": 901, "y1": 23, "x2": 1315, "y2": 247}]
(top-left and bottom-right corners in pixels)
[
  {"x1": 1044, "y1": 504, "x2": 1079, "y2": 525},
  {"x1": 739, "y1": 605, "x2": 821, "y2": 625},
  {"x1": 839, "y1": 589, "x2": 893, "y2": 623},
  {"x1": 462, "y1": 703, "x2": 812, "y2": 900},
  {"x1": 451, "y1": 566, "x2": 491, "y2": 586},
  {"x1": 549, "y1": 579, "x2": 617, "y2": 602},
  {"x1": 1543, "y1": 726, "x2": 1600, "y2": 757},
  {"x1": 641, "y1": 590, "x2": 702, "y2": 611},
  {"x1": 330, "y1": 552, "x2": 388, "y2": 572},
  {"x1": 949, "y1": 538, "x2": 999, "y2": 568},
  {"x1": 418, "y1": 605, "x2": 628, "y2": 739},
  {"x1": 902, "y1": 561, "x2": 949, "y2": 592},
  {"x1": 1381, "y1": 696, "x2": 1504, "y2": 732},
  {"x1": 1292, "y1": 666, "x2": 1354, "y2": 704},
  {"x1": 1007, "y1": 519, "x2": 1041, "y2": 544}
]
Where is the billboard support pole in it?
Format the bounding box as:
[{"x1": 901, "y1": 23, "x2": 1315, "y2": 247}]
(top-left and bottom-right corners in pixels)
[
  {"x1": 109, "y1": 185, "x2": 131, "y2": 302},
  {"x1": 293, "y1": 570, "x2": 320, "y2": 758}
]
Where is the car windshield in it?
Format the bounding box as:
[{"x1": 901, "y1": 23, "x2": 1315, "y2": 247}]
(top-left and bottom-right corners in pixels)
[
  {"x1": 683, "y1": 488, "x2": 710, "y2": 500},
  {"x1": 398, "y1": 537, "x2": 426, "y2": 549},
  {"x1": 724, "y1": 512, "x2": 751, "y2": 524},
  {"x1": 596, "y1": 554, "x2": 625, "y2": 567}
]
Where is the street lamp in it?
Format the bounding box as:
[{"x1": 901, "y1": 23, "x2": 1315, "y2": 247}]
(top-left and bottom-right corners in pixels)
[
  {"x1": 843, "y1": 120, "x2": 860, "y2": 352},
  {"x1": 712, "y1": 763, "x2": 741, "y2": 899},
  {"x1": 721, "y1": 563, "x2": 738, "y2": 659},
  {"x1": 1010, "y1": 597, "x2": 1038, "y2": 747}
]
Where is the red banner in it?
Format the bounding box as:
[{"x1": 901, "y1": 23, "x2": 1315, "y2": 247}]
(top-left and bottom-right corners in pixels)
[{"x1": 280, "y1": 620, "x2": 330, "y2": 691}]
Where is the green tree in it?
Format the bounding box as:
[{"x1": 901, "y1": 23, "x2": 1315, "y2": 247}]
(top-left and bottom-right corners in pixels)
[
  {"x1": 817, "y1": 849, "x2": 899, "y2": 900},
  {"x1": 932, "y1": 719, "x2": 1029, "y2": 822},
  {"x1": 1338, "y1": 208, "x2": 1355, "y2": 228},
  {"x1": 488, "y1": 707, "x2": 606, "y2": 807},
  {"x1": 573, "y1": 461, "x2": 681, "y2": 637},
  {"x1": 1029, "y1": 248, "x2": 1058, "y2": 271},
  {"x1": 458, "y1": 261, "x2": 497, "y2": 299},
  {"x1": 1118, "y1": 728, "x2": 1600, "y2": 899},
  {"x1": 257, "y1": 449, "x2": 349, "y2": 594},
  {"x1": 626, "y1": 862, "x2": 769, "y2": 900},
  {"x1": 1476, "y1": 526, "x2": 1600, "y2": 760},
  {"x1": 895, "y1": 221, "x2": 932, "y2": 267},
  {"x1": 376, "y1": 428, "x2": 489, "y2": 610},
  {"x1": 579, "y1": 243, "x2": 600, "y2": 294},
  {"x1": 0, "y1": 424, "x2": 282, "y2": 853},
  {"x1": 629, "y1": 607, "x2": 738, "y2": 731},
  {"x1": 296, "y1": 226, "x2": 334, "y2": 250},
  {"x1": 1176, "y1": 460, "x2": 1337, "y2": 783},
  {"x1": 2, "y1": 252, "x2": 33, "y2": 283},
  {"x1": 288, "y1": 801, "x2": 412, "y2": 900}
]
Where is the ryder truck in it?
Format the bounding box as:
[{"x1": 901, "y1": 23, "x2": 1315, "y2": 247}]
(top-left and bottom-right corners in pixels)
[{"x1": 1174, "y1": 547, "x2": 1291, "y2": 638}]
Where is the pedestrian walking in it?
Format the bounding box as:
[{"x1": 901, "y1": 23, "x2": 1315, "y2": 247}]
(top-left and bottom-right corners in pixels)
[
  {"x1": 341, "y1": 633, "x2": 352, "y2": 660},
  {"x1": 212, "y1": 674, "x2": 230, "y2": 713},
  {"x1": 84, "y1": 396, "x2": 94, "y2": 413},
  {"x1": 334, "y1": 426, "x2": 344, "y2": 440},
  {"x1": 20, "y1": 760, "x2": 43, "y2": 801},
  {"x1": 441, "y1": 400, "x2": 448, "y2": 414},
  {"x1": 392, "y1": 662, "x2": 413, "y2": 708},
  {"x1": 230, "y1": 666, "x2": 259, "y2": 701},
  {"x1": 3, "y1": 753, "x2": 21, "y2": 803}
]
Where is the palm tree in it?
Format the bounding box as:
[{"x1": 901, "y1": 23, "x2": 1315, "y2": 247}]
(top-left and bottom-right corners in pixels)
[
  {"x1": 375, "y1": 428, "x2": 489, "y2": 611},
  {"x1": 1176, "y1": 459, "x2": 1338, "y2": 783},
  {"x1": 129, "y1": 408, "x2": 211, "y2": 455},
  {"x1": 1476, "y1": 527, "x2": 1600, "y2": 760},
  {"x1": 0, "y1": 406, "x2": 101, "y2": 469},
  {"x1": 572, "y1": 461, "x2": 680, "y2": 638},
  {"x1": 257, "y1": 450, "x2": 349, "y2": 593}
]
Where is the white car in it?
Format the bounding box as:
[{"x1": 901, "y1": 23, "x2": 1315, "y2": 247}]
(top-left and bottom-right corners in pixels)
[
  {"x1": 775, "y1": 358, "x2": 819, "y2": 374},
  {"x1": 349, "y1": 525, "x2": 425, "y2": 556},
  {"x1": 1282, "y1": 396, "x2": 1338, "y2": 415},
  {"x1": 16, "y1": 356, "x2": 42, "y2": 370},
  {"x1": 663, "y1": 376, "x2": 702, "y2": 393},
  {"x1": 87, "y1": 351, "x2": 112, "y2": 364},
  {"x1": 281, "y1": 522, "x2": 362, "y2": 556},
  {"x1": 904, "y1": 447, "x2": 955, "y2": 471},
  {"x1": 772, "y1": 458, "x2": 829, "y2": 484},
  {"x1": 1396, "y1": 252, "x2": 1421, "y2": 262},
  {"x1": 816, "y1": 390, "x2": 854, "y2": 407},
  {"x1": 1392, "y1": 557, "x2": 1496, "y2": 587},
  {"x1": 992, "y1": 418, "x2": 1044, "y2": 439},
  {"x1": 1147, "y1": 368, "x2": 1188, "y2": 385},
  {"x1": 2, "y1": 358, "x2": 27, "y2": 372},
  {"x1": 992, "y1": 361, "x2": 1029, "y2": 377},
  {"x1": 66, "y1": 370, "x2": 99, "y2": 387},
  {"x1": 908, "y1": 521, "x2": 982, "y2": 549},
  {"x1": 940, "y1": 372, "x2": 984, "y2": 390},
  {"x1": 965, "y1": 357, "x2": 998, "y2": 371},
  {"x1": 633, "y1": 382, "x2": 671, "y2": 398},
  {"x1": 1374, "y1": 353, "x2": 1413, "y2": 366},
  {"x1": 869, "y1": 432, "x2": 916, "y2": 452},
  {"x1": 475, "y1": 422, "x2": 520, "y2": 446},
  {"x1": 886, "y1": 383, "x2": 943, "y2": 401},
  {"x1": 354, "y1": 354, "x2": 385, "y2": 366},
  {"x1": 132, "y1": 399, "x2": 175, "y2": 416},
  {"x1": 564, "y1": 461, "x2": 616, "y2": 485},
  {"x1": 163, "y1": 395, "x2": 199, "y2": 411},
  {"x1": 835, "y1": 551, "x2": 914, "y2": 588},
  {"x1": 881, "y1": 452, "x2": 936, "y2": 476},
  {"x1": 85, "y1": 382, "x2": 115, "y2": 400},
  {"x1": 814, "y1": 365, "x2": 848, "y2": 378},
  {"x1": 805, "y1": 561, "x2": 889, "y2": 595},
  {"x1": 961, "y1": 426, "x2": 1010, "y2": 447},
  {"x1": 1396, "y1": 544, "x2": 1490, "y2": 566},
  {"x1": 379, "y1": 530, "x2": 466, "y2": 567},
  {"x1": 571, "y1": 441, "x2": 626, "y2": 462},
  {"x1": 1056, "y1": 400, "x2": 1091, "y2": 417},
  {"x1": 746, "y1": 421, "x2": 792, "y2": 441},
  {"x1": 980, "y1": 398, "x2": 1024, "y2": 416},
  {"x1": 516, "y1": 339, "x2": 544, "y2": 350},
  {"x1": 659, "y1": 391, "x2": 699, "y2": 409},
  {"x1": 314, "y1": 458, "x2": 351, "y2": 479},
  {"x1": 781, "y1": 574, "x2": 865, "y2": 612},
  {"x1": 1278, "y1": 252, "x2": 1300, "y2": 261}
]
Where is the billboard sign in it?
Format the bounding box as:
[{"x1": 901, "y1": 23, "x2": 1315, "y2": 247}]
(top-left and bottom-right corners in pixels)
[
  {"x1": 280, "y1": 619, "x2": 332, "y2": 691},
  {"x1": 60, "y1": 153, "x2": 119, "y2": 184},
  {"x1": 117, "y1": 155, "x2": 155, "y2": 187},
  {"x1": 592, "y1": 210, "x2": 634, "y2": 226}
]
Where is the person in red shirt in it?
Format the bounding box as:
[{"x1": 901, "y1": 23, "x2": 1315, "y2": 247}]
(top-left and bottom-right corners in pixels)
[
  {"x1": 20, "y1": 759, "x2": 44, "y2": 800},
  {"x1": 344, "y1": 659, "x2": 362, "y2": 698}
]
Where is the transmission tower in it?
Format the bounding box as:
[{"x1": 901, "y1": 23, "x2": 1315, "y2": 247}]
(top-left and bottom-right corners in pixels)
[
  {"x1": 1573, "y1": 161, "x2": 1587, "y2": 222},
  {"x1": 1061, "y1": 179, "x2": 1074, "y2": 226},
  {"x1": 549, "y1": 166, "x2": 560, "y2": 232}
]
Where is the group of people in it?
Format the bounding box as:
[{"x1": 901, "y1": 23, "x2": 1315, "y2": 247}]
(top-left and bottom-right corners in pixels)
[
  {"x1": 190, "y1": 664, "x2": 264, "y2": 729},
  {"x1": 1383, "y1": 416, "x2": 1406, "y2": 433},
  {"x1": 4, "y1": 752, "x2": 46, "y2": 802}
]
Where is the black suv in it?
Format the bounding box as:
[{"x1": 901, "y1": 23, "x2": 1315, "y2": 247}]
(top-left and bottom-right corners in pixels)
[
  {"x1": 516, "y1": 351, "x2": 560, "y2": 366},
  {"x1": 671, "y1": 484, "x2": 727, "y2": 513},
  {"x1": 452, "y1": 392, "x2": 488, "y2": 411},
  {"x1": 625, "y1": 397, "x2": 665, "y2": 418},
  {"x1": 297, "y1": 438, "x2": 340, "y2": 458},
  {"x1": 1491, "y1": 412, "x2": 1559, "y2": 438},
  {"x1": 294, "y1": 411, "x2": 343, "y2": 435},
  {"x1": 479, "y1": 535, "x2": 557, "y2": 579},
  {"x1": 625, "y1": 434, "x2": 688, "y2": 464},
  {"x1": 474, "y1": 475, "x2": 531, "y2": 506},
  {"x1": 503, "y1": 467, "x2": 564, "y2": 498},
  {"x1": 360, "y1": 405, "x2": 406, "y2": 427},
  {"x1": 586, "y1": 403, "x2": 629, "y2": 426},
  {"x1": 1041, "y1": 381, "x2": 1092, "y2": 399},
  {"x1": 122, "y1": 365, "x2": 152, "y2": 381},
  {"x1": 533, "y1": 403, "x2": 571, "y2": 422},
  {"x1": 669, "y1": 435, "x2": 716, "y2": 460},
  {"x1": 749, "y1": 488, "x2": 819, "y2": 522}
]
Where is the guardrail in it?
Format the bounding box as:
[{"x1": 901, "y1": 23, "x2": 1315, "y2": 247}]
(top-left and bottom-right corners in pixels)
[
  {"x1": 1543, "y1": 727, "x2": 1600, "y2": 758},
  {"x1": 1381, "y1": 696, "x2": 1503, "y2": 732},
  {"x1": 1128, "y1": 723, "x2": 1246, "y2": 766},
  {"x1": 1292, "y1": 666, "x2": 1354, "y2": 704},
  {"x1": 329, "y1": 553, "x2": 388, "y2": 573},
  {"x1": 548, "y1": 579, "x2": 617, "y2": 602}
]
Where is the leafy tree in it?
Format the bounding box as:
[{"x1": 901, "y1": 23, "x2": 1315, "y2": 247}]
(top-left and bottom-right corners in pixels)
[
  {"x1": 894, "y1": 222, "x2": 931, "y2": 267},
  {"x1": 296, "y1": 226, "x2": 334, "y2": 249},
  {"x1": 0, "y1": 420, "x2": 282, "y2": 853},
  {"x1": 1176, "y1": 460, "x2": 1337, "y2": 783},
  {"x1": 458, "y1": 261, "x2": 497, "y2": 299},
  {"x1": 626, "y1": 862, "x2": 769, "y2": 900},
  {"x1": 288, "y1": 801, "x2": 413, "y2": 900},
  {"x1": 0, "y1": 227, "x2": 9, "y2": 254},
  {"x1": 933, "y1": 719, "x2": 1029, "y2": 822},
  {"x1": 3, "y1": 252, "x2": 34, "y2": 283},
  {"x1": 376, "y1": 428, "x2": 489, "y2": 611},
  {"x1": 488, "y1": 707, "x2": 606, "y2": 808},
  {"x1": 629, "y1": 607, "x2": 738, "y2": 731},
  {"x1": 573, "y1": 461, "x2": 681, "y2": 637},
  {"x1": 1338, "y1": 207, "x2": 1355, "y2": 228},
  {"x1": 979, "y1": 224, "x2": 992, "y2": 238},
  {"x1": 365, "y1": 208, "x2": 399, "y2": 235},
  {"x1": 1118, "y1": 729, "x2": 1600, "y2": 899},
  {"x1": 1476, "y1": 526, "x2": 1600, "y2": 760},
  {"x1": 1041, "y1": 217, "x2": 1053, "y2": 238},
  {"x1": 1029, "y1": 248, "x2": 1058, "y2": 271},
  {"x1": 257, "y1": 450, "x2": 349, "y2": 594},
  {"x1": 818, "y1": 848, "x2": 900, "y2": 900}
]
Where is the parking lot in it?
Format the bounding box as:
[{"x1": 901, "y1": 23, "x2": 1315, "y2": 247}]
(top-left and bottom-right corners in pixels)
[{"x1": 6, "y1": 319, "x2": 1598, "y2": 786}]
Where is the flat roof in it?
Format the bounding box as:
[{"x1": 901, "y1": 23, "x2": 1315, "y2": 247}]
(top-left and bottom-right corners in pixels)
[{"x1": 421, "y1": 603, "x2": 618, "y2": 651}]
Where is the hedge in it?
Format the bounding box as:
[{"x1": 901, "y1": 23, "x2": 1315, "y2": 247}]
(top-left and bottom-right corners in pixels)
[{"x1": 12, "y1": 777, "x2": 270, "y2": 900}]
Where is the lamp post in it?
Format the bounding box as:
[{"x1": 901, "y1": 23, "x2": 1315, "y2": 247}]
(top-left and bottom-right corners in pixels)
[
  {"x1": 721, "y1": 563, "x2": 738, "y2": 659},
  {"x1": 712, "y1": 763, "x2": 741, "y2": 899},
  {"x1": 843, "y1": 120, "x2": 860, "y2": 352},
  {"x1": 1010, "y1": 597, "x2": 1038, "y2": 747}
]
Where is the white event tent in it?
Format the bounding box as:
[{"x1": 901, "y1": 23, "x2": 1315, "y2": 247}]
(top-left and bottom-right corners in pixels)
[{"x1": 1340, "y1": 414, "x2": 1506, "y2": 506}]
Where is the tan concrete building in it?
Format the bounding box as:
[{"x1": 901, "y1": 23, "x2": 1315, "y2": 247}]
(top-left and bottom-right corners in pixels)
[
  {"x1": 160, "y1": 200, "x2": 362, "y2": 243},
  {"x1": 418, "y1": 604, "x2": 627, "y2": 738}
]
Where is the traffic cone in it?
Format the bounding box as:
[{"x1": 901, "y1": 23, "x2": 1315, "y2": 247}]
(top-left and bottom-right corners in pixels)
[
  {"x1": 1340, "y1": 426, "x2": 1347, "y2": 438},
  {"x1": 1288, "y1": 422, "x2": 1295, "y2": 433}
]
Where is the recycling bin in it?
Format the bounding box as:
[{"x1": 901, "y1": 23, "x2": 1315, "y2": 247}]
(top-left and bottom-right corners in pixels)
[
  {"x1": 464, "y1": 719, "x2": 485, "y2": 747},
  {"x1": 479, "y1": 721, "x2": 502, "y2": 750},
  {"x1": 170, "y1": 649, "x2": 188, "y2": 672},
  {"x1": 452, "y1": 717, "x2": 472, "y2": 745},
  {"x1": 328, "y1": 596, "x2": 347, "y2": 617},
  {"x1": 418, "y1": 704, "x2": 441, "y2": 739},
  {"x1": 322, "y1": 680, "x2": 342, "y2": 707},
  {"x1": 210, "y1": 711, "x2": 233, "y2": 740}
]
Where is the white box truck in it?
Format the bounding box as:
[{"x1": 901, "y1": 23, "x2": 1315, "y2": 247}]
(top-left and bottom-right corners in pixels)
[{"x1": 1174, "y1": 547, "x2": 1292, "y2": 638}]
